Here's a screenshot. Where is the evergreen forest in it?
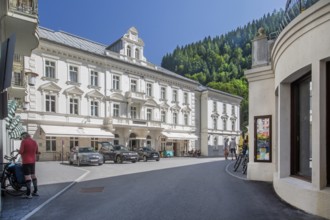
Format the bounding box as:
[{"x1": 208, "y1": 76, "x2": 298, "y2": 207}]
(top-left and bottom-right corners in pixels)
[{"x1": 161, "y1": 9, "x2": 285, "y2": 132}]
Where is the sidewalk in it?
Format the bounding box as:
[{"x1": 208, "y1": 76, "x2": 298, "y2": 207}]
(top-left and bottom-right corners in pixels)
[{"x1": 1, "y1": 162, "x2": 86, "y2": 220}]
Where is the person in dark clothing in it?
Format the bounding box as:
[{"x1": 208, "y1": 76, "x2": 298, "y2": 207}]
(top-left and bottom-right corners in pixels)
[{"x1": 19, "y1": 132, "x2": 39, "y2": 199}]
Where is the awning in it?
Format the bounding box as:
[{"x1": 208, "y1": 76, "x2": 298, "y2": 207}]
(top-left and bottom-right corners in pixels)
[
  {"x1": 41, "y1": 125, "x2": 114, "y2": 138},
  {"x1": 161, "y1": 132, "x2": 198, "y2": 140}
]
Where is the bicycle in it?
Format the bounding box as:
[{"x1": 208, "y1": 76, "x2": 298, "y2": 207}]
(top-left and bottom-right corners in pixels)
[
  {"x1": 0, "y1": 150, "x2": 27, "y2": 196},
  {"x1": 233, "y1": 150, "x2": 249, "y2": 172},
  {"x1": 241, "y1": 153, "x2": 249, "y2": 174},
  {"x1": 233, "y1": 153, "x2": 244, "y2": 172}
]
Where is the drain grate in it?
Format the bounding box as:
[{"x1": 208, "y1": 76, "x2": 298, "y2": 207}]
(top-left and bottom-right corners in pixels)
[{"x1": 80, "y1": 187, "x2": 104, "y2": 193}]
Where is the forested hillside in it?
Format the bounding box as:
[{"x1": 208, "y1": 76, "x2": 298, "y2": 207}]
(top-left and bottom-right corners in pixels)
[{"x1": 161, "y1": 9, "x2": 284, "y2": 131}]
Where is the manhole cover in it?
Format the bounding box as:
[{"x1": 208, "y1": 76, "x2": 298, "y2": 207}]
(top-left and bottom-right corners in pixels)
[{"x1": 80, "y1": 187, "x2": 104, "y2": 193}]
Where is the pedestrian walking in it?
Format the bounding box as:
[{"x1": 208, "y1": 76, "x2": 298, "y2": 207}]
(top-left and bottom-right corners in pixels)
[
  {"x1": 19, "y1": 132, "x2": 39, "y2": 199},
  {"x1": 223, "y1": 138, "x2": 229, "y2": 160},
  {"x1": 229, "y1": 137, "x2": 237, "y2": 160}
]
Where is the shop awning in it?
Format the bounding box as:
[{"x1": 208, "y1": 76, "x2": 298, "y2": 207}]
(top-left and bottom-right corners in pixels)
[
  {"x1": 40, "y1": 125, "x2": 114, "y2": 138},
  {"x1": 161, "y1": 132, "x2": 198, "y2": 140}
]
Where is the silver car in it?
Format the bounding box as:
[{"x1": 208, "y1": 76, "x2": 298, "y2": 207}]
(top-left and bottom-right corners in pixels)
[{"x1": 69, "y1": 146, "x2": 103, "y2": 166}]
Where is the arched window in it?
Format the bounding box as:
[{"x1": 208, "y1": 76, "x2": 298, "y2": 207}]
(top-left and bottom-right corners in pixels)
[{"x1": 127, "y1": 46, "x2": 132, "y2": 57}]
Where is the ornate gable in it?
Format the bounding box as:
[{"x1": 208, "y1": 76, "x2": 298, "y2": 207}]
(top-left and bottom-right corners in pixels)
[
  {"x1": 170, "y1": 104, "x2": 181, "y2": 113},
  {"x1": 145, "y1": 98, "x2": 158, "y2": 107},
  {"x1": 86, "y1": 90, "x2": 104, "y2": 100},
  {"x1": 109, "y1": 92, "x2": 125, "y2": 101},
  {"x1": 63, "y1": 86, "x2": 84, "y2": 96},
  {"x1": 38, "y1": 82, "x2": 62, "y2": 94}
]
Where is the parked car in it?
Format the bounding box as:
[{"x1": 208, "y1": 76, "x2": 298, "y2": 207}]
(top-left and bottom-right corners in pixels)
[
  {"x1": 136, "y1": 147, "x2": 160, "y2": 162},
  {"x1": 68, "y1": 146, "x2": 103, "y2": 166},
  {"x1": 98, "y1": 142, "x2": 138, "y2": 163}
]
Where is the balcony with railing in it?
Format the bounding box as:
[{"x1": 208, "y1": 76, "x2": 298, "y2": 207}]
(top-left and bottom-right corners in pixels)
[
  {"x1": 3, "y1": 0, "x2": 39, "y2": 56},
  {"x1": 8, "y1": 0, "x2": 38, "y2": 16},
  {"x1": 272, "y1": 0, "x2": 320, "y2": 39}
]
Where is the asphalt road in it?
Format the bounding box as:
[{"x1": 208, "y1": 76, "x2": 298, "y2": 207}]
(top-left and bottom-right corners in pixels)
[{"x1": 27, "y1": 160, "x2": 324, "y2": 220}]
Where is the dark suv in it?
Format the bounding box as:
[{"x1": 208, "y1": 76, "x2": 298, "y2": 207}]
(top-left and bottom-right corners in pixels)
[
  {"x1": 136, "y1": 147, "x2": 160, "y2": 162},
  {"x1": 98, "y1": 142, "x2": 138, "y2": 163}
]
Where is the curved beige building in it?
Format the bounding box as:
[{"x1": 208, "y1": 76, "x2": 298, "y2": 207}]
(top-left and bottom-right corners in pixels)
[{"x1": 245, "y1": 1, "x2": 330, "y2": 218}]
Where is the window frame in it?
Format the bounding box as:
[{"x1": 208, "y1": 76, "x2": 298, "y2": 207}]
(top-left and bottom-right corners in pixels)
[
  {"x1": 45, "y1": 94, "x2": 56, "y2": 113},
  {"x1": 113, "y1": 104, "x2": 120, "y2": 117},
  {"x1": 90, "y1": 100, "x2": 99, "y2": 117},
  {"x1": 46, "y1": 136, "x2": 56, "y2": 152},
  {"x1": 112, "y1": 75, "x2": 120, "y2": 90},
  {"x1": 90, "y1": 70, "x2": 99, "y2": 87},
  {"x1": 45, "y1": 60, "x2": 56, "y2": 79},
  {"x1": 69, "y1": 65, "x2": 79, "y2": 83},
  {"x1": 291, "y1": 73, "x2": 312, "y2": 180},
  {"x1": 69, "y1": 97, "x2": 79, "y2": 115}
]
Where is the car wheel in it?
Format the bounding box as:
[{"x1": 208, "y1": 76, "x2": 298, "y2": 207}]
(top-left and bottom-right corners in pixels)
[
  {"x1": 69, "y1": 160, "x2": 73, "y2": 165},
  {"x1": 116, "y1": 156, "x2": 123, "y2": 164},
  {"x1": 77, "y1": 158, "x2": 80, "y2": 166},
  {"x1": 156, "y1": 158, "x2": 160, "y2": 161},
  {"x1": 143, "y1": 156, "x2": 147, "y2": 162},
  {"x1": 103, "y1": 157, "x2": 106, "y2": 164},
  {"x1": 132, "y1": 160, "x2": 136, "y2": 163}
]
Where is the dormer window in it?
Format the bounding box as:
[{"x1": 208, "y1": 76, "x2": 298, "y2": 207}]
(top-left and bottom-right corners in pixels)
[
  {"x1": 135, "y1": 49, "x2": 140, "y2": 59},
  {"x1": 127, "y1": 46, "x2": 132, "y2": 57}
]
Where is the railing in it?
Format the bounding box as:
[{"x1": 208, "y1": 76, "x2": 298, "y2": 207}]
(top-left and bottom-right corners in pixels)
[
  {"x1": 272, "y1": 0, "x2": 320, "y2": 39},
  {"x1": 8, "y1": 0, "x2": 38, "y2": 16}
]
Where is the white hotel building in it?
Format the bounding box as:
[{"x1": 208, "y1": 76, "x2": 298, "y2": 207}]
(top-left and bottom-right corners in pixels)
[{"x1": 9, "y1": 26, "x2": 242, "y2": 160}]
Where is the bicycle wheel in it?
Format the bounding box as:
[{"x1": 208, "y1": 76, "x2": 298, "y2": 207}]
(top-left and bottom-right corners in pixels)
[
  {"x1": 233, "y1": 155, "x2": 242, "y2": 172},
  {"x1": 242, "y1": 156, "x2": 249, "y2": 174},
  {"x1": 2, "y1": 175, "x2": 26, "y2": 196}
]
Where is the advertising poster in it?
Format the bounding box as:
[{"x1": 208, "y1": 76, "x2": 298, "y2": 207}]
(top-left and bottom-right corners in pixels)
[{"x1": 254, "y1": 115, "x2": 272, "y2": 162}]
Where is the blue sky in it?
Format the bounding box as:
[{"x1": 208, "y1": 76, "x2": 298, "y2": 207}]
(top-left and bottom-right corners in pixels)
[{"x1": 39, "y1": 0, "x2": 287, "y2": 65}]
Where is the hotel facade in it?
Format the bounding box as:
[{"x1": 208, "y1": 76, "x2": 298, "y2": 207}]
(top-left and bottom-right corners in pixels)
[{"x1": 8, "y1": 26, "x2": 242, "y2": 160}]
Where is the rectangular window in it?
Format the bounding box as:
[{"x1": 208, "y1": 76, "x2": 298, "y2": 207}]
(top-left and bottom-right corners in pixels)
[
  {"x1": 45, "y1": 95, "x2": 56, "y2": 112},
  {"x1": 173, "y1": 112, "x2": 177, "y2": 125},
  {"x1": 131, "y1": 106, "x2": 137, "y2": 119},
  {"x1": 291, "y1": 73, "x2": 312, "y2": 180},
  {"x1": 46, "y1": 136, "x2": 56, "y2": 152},
  {"x1": 213, "y1": 118, "x2": 217, "y2": 130},
  {"x1": 147, "y1": 109, "x2": 152, "y2": 121},
  {"x1": 91, "y1": 138, "x2": 99, "y2": 150},
  {"x1": 70, "y1": 137, "x2": 78, "y2": 150},
  {"x1": 113, "y1": 75, "x2": 120, "y2": 90},
  {"x1": 13, "y1": 72, "x2": 23, "y2": 86},
  {"x1": 70, "y1": 98, "x2": 79, "y2": 115},
  {"x1": 223, "y1": 103, "x2": 227, "y2": 114},
  {"x1": 146, "y1": 83, "x2": 152, "y2": 96},
  {"x1": 161, "y1": 87, "x2": 166, "y2": 100},
  {"x1": 90, "y1": 70, "x2": 98, "y2": 87},
  {"x1": 173, "y1": 90, "x2": 177, "y2": 102},
  {"x1": 45, "y1": 60, "x2": 56, "y2": 78},
  {"x1": 131, "y1": 79, "x2": 137, "y2": 92},
  {"x1": 113, "y1": 104, "x2": 119, "y2": 117},
  {"x1": 232, "y1": 105, "x2": 235, "y2": 115},
  {"x1": 161, "y1": 111, "x2": 166, "y2": 123},
  {"x1": 223, "y1": 119, "x2": 227, "y2": 130},
  {"x1": 231, "y1": 120, "x2": 235, "y2": 131},
  {"x1": 213, "y1": 101, "x2": 217, "y2": 112},
  {"x1": 90, "y1": 101, "x2": 99, "y2": 117},
  {"x1": 184, "y1": 114, "x2": 188, "y2": 126},
  {"x1": 184, "y1": 93, "x2": 188, "y2": 104},
  {"x1": 69, "y1": 66, "x2": 78, "y2": 82}
]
